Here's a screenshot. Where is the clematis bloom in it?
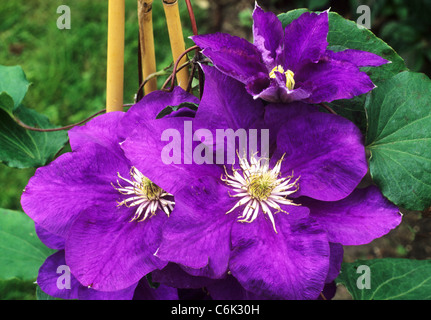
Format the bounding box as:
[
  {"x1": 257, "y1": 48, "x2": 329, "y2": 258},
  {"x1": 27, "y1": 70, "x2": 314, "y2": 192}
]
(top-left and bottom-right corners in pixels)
[
  {"x1": 192, "y1": 4, "x2": 389, "y2": 104},
  {"x1": 21, "y1": 88, "x2": 198, "y2": 293},
  {"x1": 124, "y1": 65, "x2": 402, "y2": 299}
]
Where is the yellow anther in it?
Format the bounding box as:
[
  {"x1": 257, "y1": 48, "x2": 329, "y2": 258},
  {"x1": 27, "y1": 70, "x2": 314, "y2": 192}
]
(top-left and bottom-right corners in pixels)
[
  {"x1": 284, "y1": 69, "x2": 295, "y2": 90},
  {"x1": 269, "y1": 65, "x2": 295, "y2": 90},
  {"x1": 269, "y1": 65, "x2": 285, "y2": 79},
  {"x1": 248, "y1": 172, "x2": 277, "y2": 201}
]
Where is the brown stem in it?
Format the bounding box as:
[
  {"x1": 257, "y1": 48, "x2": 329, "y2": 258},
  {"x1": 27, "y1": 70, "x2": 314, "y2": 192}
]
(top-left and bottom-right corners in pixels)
[
  {"x1": 161, "y1": 60, "x2": 193, "y2": 91},
  {"x1": 186, "y1": 62, "x2": 197, "y2": 93},
  {"x1": 320, "y1": 103, "x2": 337, "y2": 115},
  {"x1": 13, "y1": 106, "x2": 131, "y2": 132},
  {"x1": 184, "y1": 0, "x2": 204, "y2": 97},
  {"x1": 185, "y1": 0, "x2": 198, "y2": 36},
  {"x1": 162, "y1": 45, "x2": 199, "y2": 92}
]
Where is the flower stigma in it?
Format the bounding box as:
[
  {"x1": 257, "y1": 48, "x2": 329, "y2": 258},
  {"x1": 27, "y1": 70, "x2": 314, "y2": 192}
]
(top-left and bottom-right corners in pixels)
[
  {"x1": 112, "y1": 166, "x2": 174, "y2": 222},
  {"x1": 221, "y1": 153, "x2": 300, "y2": 233},
  {"x1": 269, "y1": 65, "x2": 295, "y2": 90}
]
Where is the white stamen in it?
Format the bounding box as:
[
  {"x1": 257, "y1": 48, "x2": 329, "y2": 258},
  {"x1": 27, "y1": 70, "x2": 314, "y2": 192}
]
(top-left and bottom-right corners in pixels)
[
  {"x1": 112, "y1": 167, "x2": 174, "y2": 222},
  {"x1": 222, "y1": 153, "x2": 300, "y2": 233}
]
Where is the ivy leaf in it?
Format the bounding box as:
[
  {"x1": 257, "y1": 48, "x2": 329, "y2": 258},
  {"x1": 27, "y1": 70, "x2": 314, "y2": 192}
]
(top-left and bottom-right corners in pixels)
[
  {"x1": 0, "y1": 209, "x2": 55, "y2": 281},
  {"x1": 0, "y1": 65, "x2": 68, "y2": 168},
  {"x1": 336, "y1": 258, "x2": 431, "y2": 300},
  {"x1": 366, "y1": 71, "x2": 431, "y2": 211},
  {"x1": 0, "y1": 65, "x2": 30, "y2": 114},
  {"x1": 0, "y1": 104, "x2": 68, "y2": 168}
]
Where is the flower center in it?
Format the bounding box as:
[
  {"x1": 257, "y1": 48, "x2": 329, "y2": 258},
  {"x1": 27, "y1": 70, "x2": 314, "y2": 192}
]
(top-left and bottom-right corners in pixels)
[
  {"x1": 269, "y1": 65, "x2": 295, "y2": 90},
  {"x1": 112, "y1": 167, "x2": 174, "y2": 222},
  {"x1": 222, "y1": 153, "x2": 300, "y2": 233},
  {"x1": 140, "y1": 177, "x2": 162, "y2": 200},
  {"x1": 248, "y1": 172, "x2": 277, "y2": 201}
]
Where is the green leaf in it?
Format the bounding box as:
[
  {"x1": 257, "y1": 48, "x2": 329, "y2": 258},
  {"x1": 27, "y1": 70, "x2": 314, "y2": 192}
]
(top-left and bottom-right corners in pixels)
[
  {"x1": 336, "y1": 258, "x2": 431, "y2": 300},
  {"x1": 0, "y1": 105, "x2": 68, "y2": 168},
  {"x1": 0, "y1": 65, "x2": 68, "y2": 168},
  {"x1": 366, "y1": 71, "x2": 431, "y2": 211},
  {"x1": 0, "y1": 65, "x2": 30, "y2": 113},
  {"x1": 0, "y1": 92, "x2": 15, "y2": 116},
  {"x1": 0, "y1": 209, "x2": 55, "y2": 281}
]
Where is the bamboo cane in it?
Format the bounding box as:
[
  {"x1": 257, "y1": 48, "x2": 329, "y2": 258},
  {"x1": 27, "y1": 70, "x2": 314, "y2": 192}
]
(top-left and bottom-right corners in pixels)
[
  {"x1": 106, "y1": 0, "x2": 125, "y2": 112},
  {"x1": 138, "y1": 0, "x2": 158, "y2": 95},
  {"x1": 163, "y1": 0, "x2": 190, "y2": 90}
]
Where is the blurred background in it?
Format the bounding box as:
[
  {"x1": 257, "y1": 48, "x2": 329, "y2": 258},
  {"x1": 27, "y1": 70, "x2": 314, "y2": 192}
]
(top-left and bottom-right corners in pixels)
[{"x1": 0, "y1": 0, "x2": 430, "y2": 299}]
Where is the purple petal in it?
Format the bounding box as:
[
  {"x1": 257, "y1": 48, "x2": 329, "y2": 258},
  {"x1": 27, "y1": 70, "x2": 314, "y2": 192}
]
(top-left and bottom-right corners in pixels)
[
  {"x1": 121, "y1": 117, "x2": 223, "y2": 195},
  {"x1": 68, "y1": 111, "x2": 124, "y2": 153},
  {"x1": 272, "y1": 109, "x2": 368, "y2": 201},
  {"x1": 195, "y1": 65, "x2": 265, "y2": 131},
  {"x1": 151, "y1": 263, "x2": 217, "y2": 289},
  {"x1": 301, "y1": 186, "x2": 402, "y2": 245},
  {"x1": 327, "y1": 242, "x2": 343, "y2": 283},
  {"x1": 35, "y1": 224, "x2": 65, "y2": 250},
  {"x1": 192, "y1": 33, "x2": 267, "y2": 83},
  {"x1": 37, "y1": 251, "x2": 80, "y2": 300},
  {"x1": 252, "y1": 4, "x2": 284, "y2": 67},
  {"x1": 194, "y1": 65, "x2": 267, "y2": 160},
  {"x1": 206, "y1": 275, "x2": 268, "y2": 300},
  {"x1": 244, "y1": 74, "x2": 272, "y2": 98},
  {"x1": 298, "y1": 59, "x2": 376, "y2": 104},
  {"x1": 248, "y1": 76, "x2": 312, "y2": 103},
  {"x1": 156, "y1": 176, "x2": 235, "y2": 278},
  {"x1": 284, "y1": 11, "x2": 329, "y2": 71},
  {"x1": 21, "y1": 145, "x2": 130, "y2": 237},
  {"x1": 78, "y1": 283, "x2": 137, "y2": 300},
  {"x1": 327, "y1": 49, "x2": 389, "y2": 68},
  {"x1": 118, "y1": 87, "x2": 199, "y2": 140},
  {"x1": 38, "y1": 251, "x2": 137, "y2": 300},
  {"x1": 319, "y1": 281, "x2": 337, "y2": 300},
  {"x1": 264, "y1": 102, "x2": 319, "y2": 143},
  {"x1": 229, "y1": 207, "x2": 330, "y2": 300},
  {"x1": 251, "y1": 83, "x2": 311, "y2": 103},
  {"x1": 65, "y1": 205, "x2": 168, "y2": 291}
]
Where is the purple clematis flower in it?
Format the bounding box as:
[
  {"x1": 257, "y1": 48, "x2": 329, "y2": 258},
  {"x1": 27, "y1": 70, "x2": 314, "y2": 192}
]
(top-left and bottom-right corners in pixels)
[
  {"x1": 21, "y1": 88, "x2": 198, "y2": 293},
  {"x1": 192, "y1": 4, "x2": 389, "y2": 104},
  {"x1": 122, "y1": 65, "x2": 402, "y2": 299}
]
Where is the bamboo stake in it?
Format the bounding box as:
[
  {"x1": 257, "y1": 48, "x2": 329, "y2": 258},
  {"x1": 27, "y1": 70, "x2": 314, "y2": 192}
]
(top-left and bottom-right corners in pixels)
[
  {"x1": 106, "y1": 0, "x2": 125, "y2": 112},
  {"x1": 138, "y1": 0, "x2": 158, "y2": 95},
  {"x1": 163, "y1": 0, "x2": 189, "y2": 90}
]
